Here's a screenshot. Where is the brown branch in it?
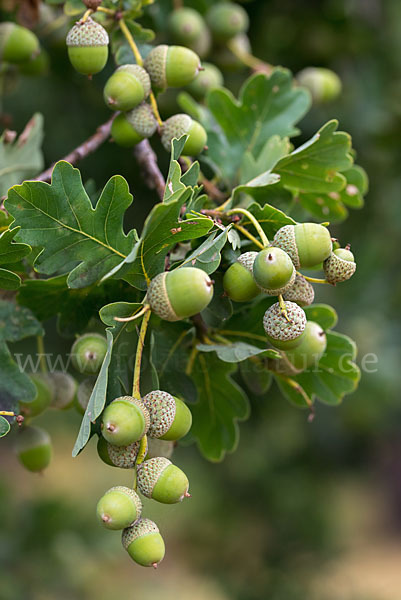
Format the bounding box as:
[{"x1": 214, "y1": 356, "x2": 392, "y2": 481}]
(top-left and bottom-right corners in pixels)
[
  {"x1": 33, "y1": 115, "x2": 116, "y2": 183},
  {"x1": 133, "y1": 139, "x2": 165, "y2": 200}
]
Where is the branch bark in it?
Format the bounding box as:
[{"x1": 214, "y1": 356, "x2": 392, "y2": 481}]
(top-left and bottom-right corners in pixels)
[{"x1": 133, "y1": 139, "x2": 165, "y2": 200}]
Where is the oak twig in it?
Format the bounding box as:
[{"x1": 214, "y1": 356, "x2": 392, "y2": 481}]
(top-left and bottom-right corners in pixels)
[{"x1": 133, "y1": 139, "x2": 166, "y2": 200}]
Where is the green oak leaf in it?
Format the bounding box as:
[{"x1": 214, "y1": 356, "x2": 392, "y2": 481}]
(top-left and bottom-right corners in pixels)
[
  {"x1": 0, "y1": 300, "x2": 44, "y2": 343},
  {"x1": 304, "y1": 304, "x2": 338, "y2": 331},
  {"x1": 240, "y1": 136, "x2": 291, "y2": 183},
  {"x1": 240, "y1": 360, "x2": 273, "y2": 396},
  {"x1": 179, "y1": 227, "x2": 230, "y2": 274},
  {"x1": 243, "y1": 202, "x2": 296, "y2": 241},
  {"x1": 0, "y1": 113, "x2": 44, "y2": 197},
  {"x1": 197, "y1": 341, "x2": 280, "y2": 363},
  {"x1": 0, "y1": 228, "x2": 31, "y2": 290}
]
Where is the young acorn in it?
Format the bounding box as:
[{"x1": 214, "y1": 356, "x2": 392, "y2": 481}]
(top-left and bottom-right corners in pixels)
[
  {"x1": 66, "y1": 17, "x2": 109, "y2": 76},
  {"x1": 101, "y1": 396, "x2": 150, "y2": 447},
  {"x1": 0, "y1": 22, "x2": 40, "y2": 64},
  {"x1": 96, "y1": 486, "x2": 142, "y2": 530},
  {"x1": 283, "y1": 274, "x2": 315, "y2": 307},
  {"x1": 324, "y1": 246, "x2": 356, "y2": 284},
  {"x1": 147, "y1": 267, "x2": 213, "y2": 322},
  {"x1": 142, "y1": 390, "x2": 192, "y2": 441},
  {"x1": 297, "y1": 67, "x2": 342, "y2": 104},
  {"x1": 71, "y1": 333, "x2": 108, "y2": 375},
  {"x1": 48, "y1": 371, "x2": 77, "y2": 410},
  {"x1": 223, "y1": 252, "x2": 260, "y2": 302},
  {"x1": 161, "y1": 114, "x2": 207, "y2": 156},
  {"x1": 97, "y1": 436, "x2": 146, "y2": 469},
  {"x1": 263, "y1": 301, "x2": 307, "y2": 350},
  {"x1": 186, "y1": 62, "x2": 224, "y2": 100},
  {"x1": 168, "y1": 7, "x2": 206, "y2": 46},
  {"x1": 137, "y1": 457, "x2": 190, "y2": 504},
  {"x1": 111, "y1": 103, "x2": 158, "y2": 148},
  {"x1": 272, "y1": 223, "x2": 332, "y2": 269},
  {"x1": 122, "y1": 518, "x2": 165, "y2": 568},
  {"x1": 19, "y1": 373, "x2": 54, "y2": 418},
  {"x1": 144, "y1": 44, "x2": 201, "y2": 89},
  {"x1": 214, "y1": 33, "x2": 251, "y2": 72},
  {"x1": 206, "y1": 2, "x2": 249, "y2": 41},
  {"x1": 284, "y1": 321, "x2": 327, "y2": 370},
  {"x1": 15, "y1": 426, "x2": 52, "y2": 472},
  {"x1": 103, "y1": 65, "x2": 151, "y2": 111},
  {"x1": 252, "y1": 247, "x2": 296, "y2": 295}
]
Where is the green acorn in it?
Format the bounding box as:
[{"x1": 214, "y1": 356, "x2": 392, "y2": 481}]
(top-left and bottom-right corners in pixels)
[
  {"x1": 206, "y1": 2, "x2": 249, "y2": 41},
  {"x1": 66, "y1": 17, "x2": 109, "y2": 76},
  {"x1": 186, "y1": 62, "x2": 224, "y2": 100},
  {"x1": 144, "y1": 44, "x2": 201, "y2": 89},
  {"x1": 103, "y1": 64, "x2": 150, "y2": 111},
  {"x1": 48, "y1": 371, "x2": 77, "y2": 410},
  {"x1": 283, "y1": 274, "x2": 315, "y2": 307},
  {"x1": 71, "y1": 333, "x2": 108, "y2": 375},
  {"x1": 19, "y1": 373, "x2": 54, "y2": 418},
  {"x1": 15, "y1": 426, "x2": 52, "y2": 472},
  {"x1": 74, "y1": 377, "x2": 94, "y2": 415},
  {"x1": 272, "y1": 223, "x2": 332, "y2": 269},
  {"x1": 137, "y1": 457, "x2": 190, "y2": 504},
  {"x1": 146, "y1": 438, "x2": 174, "y2": 460},
  {"x1": 111, "y1": 104, "x2": 158, "y2": 148},
  {"x1": 96, "y1": 486, "x2": 142, "y2": 530},
  {"x1": 122, "y1": 518, "x2": 165, "y2": 568},
  {"x1": 189, "y1": 26, "x2": 211, "y2": 59},
  {"x1": 143, "y1": 390, "x2": 192, "y2": 441},
  {"x1": 253, "y1": 247, "x2": 296, "y2": 295},
  {"x1": 0, "y1": 22, "x2": 40, "y2": 64},
  {"x1": 297, "y1": 67, "x2": 342, "y2": 104},
  {"x1": 323, "y1": 246, "x2": 356, "y2": 284},
  {"x1": 161, "y1": 114, "x2": 207, "y2": 155},
  {"x1": 284, "y1": 321, "x2": 327, "y2": 371},
  {"x1": 214, "y1": 33, "x2": 251, "y2": 72},
  {"x1": 223, "y1": 252, "x2": 260, "y2": 302},
  {"x1": 147, "y1": 267, "x2": 213, "y2": 321},
  {"x1": 168, "y1": 7, "x2": 206, "y2": 45},
  {"x1": 263, "y1": 301, "x2": 307, "y2": 350},
  {"x1": 101, "y1": 396, "x2": 150, "y2": 446}
]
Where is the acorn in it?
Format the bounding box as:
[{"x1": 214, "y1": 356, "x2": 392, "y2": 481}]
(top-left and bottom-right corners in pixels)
[
  {"x1": 284, "y1": 321, "x2": 327, "y2": 371},
  {"x1": 48, "y1": 371, "x2": 77, "y2": 410},
  {"x1": 297, "y1": 67, "x2": 342, "y2": 104},
  {"x1": 161, "y1": 114, "x2": 207, "y2": 155},
  {"x1": 71, "y1": 333, "x2": 108, "y2": 375},
  {"x1": 66, "y1": 17, "x2": 109, "y2": 76},
  {"x1": 223, "y1": 252, "x2": 260, "y2": 302},
  {"x1": 101, "y1": 396, "x2": 150, "y2": 446},
  {"x1": 0, "y1": 22, "x2": 40, "y2": 64},
  {"x1": 18, "y1": 49, "x2": 49, "y2": 77},
  {"x1": 323, "y1": 247, "x2": 356, "y2": 284},
  {"x1": 96, "y1": 486, "x2": 142, "y2": 530},
  {"x1": 147, "y1": 267, "x2": 213, "y2": 321},
  {"x1": 144, "y1": 44, "x2": 201, "y2": 89},
  {"x1": 263, "y1": 301, "x2": 307, "y2": 350},
  {"x1": 253, "y1": 247, "x2": 296, "y2": 295},
  {"x1": 206, "y1": 2, "x2": 249, "y2": 41},
  {"x1": 168, "y1": 7, "x2": 206, "y2": 45},
  {"x1": 137, "y1": 457, "x2": 190, "y2": 504},
  {"x1": 186, "y1": 62, "x2": 224, "y2": 100},
  {"x1": 146, "y1": 438, "x2": 174, "y2": 460},
  {"x1": 19, "y1": 373, "x2": 54, "y2": 418},
  {"x1": 272, "y1": 223, "x2": 332, "y2": 269},
  {"x1": 283, "y1": 274, "x2": 315, "y2": 307},
  {"x1": 15, "y1": 426, "x2": 52, "y2": 472},
  {"x1": 214, "y1": 33, "x2": 251, "y2": 72},
  {"x1": 75, "y1": 377, "x2": 94, "y2": 415},
  {"x1": 111, "y1": 104, "x2": 158, "y2": 148},
  {"x1": 103, "y1": 64, "x2": 151, "y2": 111},
  {"x1": 122, "y1": 518, "x2": 165, "y2": 568},
  {"x1": 143, "y1": 390, "x2": 192, "y2": 441}
]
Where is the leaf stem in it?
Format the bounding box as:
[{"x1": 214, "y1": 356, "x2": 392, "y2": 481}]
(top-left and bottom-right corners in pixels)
[
  {"x1": 234, "y1": 224, "x2": 264, "y2": 249},
  {"x1": 297, "y1": 272, "x2": 330, "y2": 285},
  {"x1": 276, "y1": 374, "x2": 315, "y2": 422},
  {"x1": 97, "y1": 6, "x2": 115, "y2": 16},
  {"x1": 0, "y1": 411, "x2": 15, "y2": 416},
  {"x1": 278, "y1": 294, "x2": 290, "y2": 322},
  {"x1": 114, "y1": 304, "x2": 150, "y2": 323},
  {"x1": 132, "y1": 310, "x2": 151, "y2": 399},
  {"x1": 226, "y1": 39, "x2": 273, "y2": 75},
  {"x1": 149, "y1": 92, "x2": 163, "y2": 126},
  {"x1": 226, "y1": 207, "x2": 269, "y2": 247},
  {"x1": 119, "y1": 19, "x2": 144, "y2": 66},
  {"x1": 36, "y1": 336, "x2": 47, "y2": 374},
  {"x1": 185, "y1": 346, "x2": 198, "y2": 376},
  {"x1": 218, "y1": 330, "x2": 267, "y2": 343},
  {"x1": 81, "y1": 9, "x2": 93, "y2": 22}
]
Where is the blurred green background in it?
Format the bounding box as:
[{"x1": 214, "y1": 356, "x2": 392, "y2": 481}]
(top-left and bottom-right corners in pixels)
[{"x1": 1, "y1": 0, "x2": 401, "y2": 598}]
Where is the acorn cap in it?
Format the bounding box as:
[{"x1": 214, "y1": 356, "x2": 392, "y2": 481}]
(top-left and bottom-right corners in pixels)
[
  {"x1": 106, "y1": 438, "x2": 146, "y2": 468},
  {"x1": 126, "y1": 103, "x2": 158, "y2": 138},
  {"x1": 324, "y1": 251, "x2": 356, "y2": 284},
  {"x1": 142, "y1": 390, "x2": 176, "y2": 439},
  {"x1": 237, "y1": 251, "x2": 258, "y2": 272},
  {"x1": 66, "y1": 17, "x2": 109, "y2": 47},
  {"x1": 117, "y1": 64, "x2": 151, "y2": 97},
  {"x1": 122, "y1": 518, "x2": 160, "y2": 550},
  {"x1": 144, "y1": 44, "x2": 168, "y2": 89},
  {"x1": 147, "y1": 272, "x2": 177, "y2": 321},
  {"x1": 137, "y1": 457, "x2": 171, "y2": 498},
  {"x1": 161, "y1": 113, "x2": 193, "y2": 151},
  {"x1": 283, "y1": 274, "x2": 315, "y2": 306},
  {"x1": 257, "y1": 266, "x2": 296, "y2": 296},
  {"x1": 263, "y1": 301, "x2": 307, "y2": 343},
  {"x1": 272, "y1": 225, "x2": 300, "y2": 268}
]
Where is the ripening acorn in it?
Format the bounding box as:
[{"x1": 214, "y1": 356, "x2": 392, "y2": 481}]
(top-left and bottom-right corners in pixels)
[
  {"x1": 96, "y1": 486, "x2": 142, "y2": 530},
  {"x1": 284, "y1": 321, "x2": 327, "y2": 371},
  {"x1": 111, "y1": 104, "x2": 158, "y2": 148},
  {"x1": 71, "y1": 333, "x2": 108, "y2": 375},
  {"x1": 161, "y1": 114, "x2": 207, "y2": 155},
  {"x1": 214, "y1": 33, "x2": 251, "y2": 72},
  {"x1": 48, "y1": 371, "x2": 77, "y2": 410},
  {"x1": 253, "y1": 247, "x2": 295, "y2": 295},
  {"x1": 74, "y1": 377, "x2": 94, "y2": 415},
  {"x1": 223, "y1": 252, "x2": 260, "y2": 302},
  {"x1": 0, "y1": 22, "x2": 40, "y2": 64},
  {"x1": 101, "y1": 396, "x2": 150, "y2": 447},
  {"x1": 297, "y1": 67, "x2": 342, "y2": 104},
  {"x1": 147, "y1": 267, "x2": 213, "y2": 321},
  {"x1": 186, "y1": 62, "x2": 224, "y2": 100},
  {"x1": 66, "y1": 17, "x2": 109, "y2": 76},
  {"x1": 122, "y1": 518, "x2": 165, "y2": 568},
  {"x1": 15, "y1": 426, "x2": 52, "y2": 472},
  {"x1": 168, "y1": 7, "x2": 206, "y2": 45},
  {"x1": 103, "y1": 64, "x2": 151, "y2": 111},
  {"x1": 272, "y1": 223, "x2": 332, "y2": 269},
  {"x1": 283, "y1": 274, "x2": 315, "y2": 307},
  {"x1": 206, "y1": 2, "x2": 249, "y2": 41},
  {"x1": 323, "y1": 247, "x2": 356, "y2": 284},
  {"x1": 137, "y1": 457, "x2": 190, "y2": 504},
  {"x1": 263, "y1": 301, "x2": 307, "y2": 350},
  {"x1": 143, "y1": 390, "x2": 192, "y2": 441},
  {"x1": 144, "y1": 44, "x2": 201, "y2": 89},
  {"x1": 99, "y1": 437, "x2": 147, "y2": 469},
  {"x1": 19, "y1": 373, "x2": 54, "y2": 418}
]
